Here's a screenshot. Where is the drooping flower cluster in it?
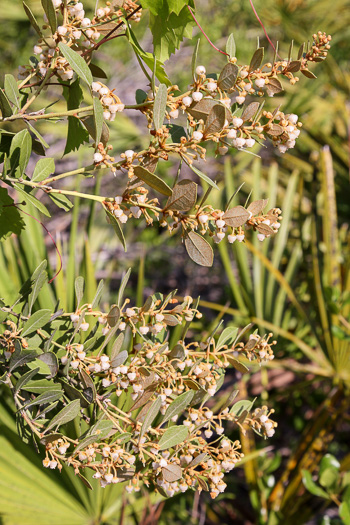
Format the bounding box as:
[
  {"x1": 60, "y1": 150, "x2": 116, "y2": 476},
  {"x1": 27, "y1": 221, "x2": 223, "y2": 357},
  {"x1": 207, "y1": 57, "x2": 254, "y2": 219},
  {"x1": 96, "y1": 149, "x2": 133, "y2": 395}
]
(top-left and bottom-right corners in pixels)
[
  {"x1": 92, "y1": 81, "x2": 125, "y2": 121},
  {"x1": 102, "y1": 187, "x2": 282, "y2": 249}
]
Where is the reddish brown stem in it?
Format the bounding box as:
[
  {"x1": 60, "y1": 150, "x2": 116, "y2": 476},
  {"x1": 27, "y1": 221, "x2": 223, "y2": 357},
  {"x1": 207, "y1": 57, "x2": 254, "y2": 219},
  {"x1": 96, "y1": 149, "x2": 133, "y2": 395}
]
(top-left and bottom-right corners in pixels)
[
  {"x1": 248, "y1": 0, "x2": 281, "y2": 58},
  {"x1": 187, "y1": 6, "x2": 229, "y2": 56},
  {"x1": 81, "y1": 5, "x2": 142, "y2": 57}
]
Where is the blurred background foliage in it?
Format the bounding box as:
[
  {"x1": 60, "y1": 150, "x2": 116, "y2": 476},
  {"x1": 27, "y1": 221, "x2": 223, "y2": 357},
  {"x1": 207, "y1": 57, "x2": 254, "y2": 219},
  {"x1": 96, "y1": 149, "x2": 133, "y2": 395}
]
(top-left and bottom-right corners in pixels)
[{"x1": 0, "y1": 0, "x2": 349, "y2": 524}]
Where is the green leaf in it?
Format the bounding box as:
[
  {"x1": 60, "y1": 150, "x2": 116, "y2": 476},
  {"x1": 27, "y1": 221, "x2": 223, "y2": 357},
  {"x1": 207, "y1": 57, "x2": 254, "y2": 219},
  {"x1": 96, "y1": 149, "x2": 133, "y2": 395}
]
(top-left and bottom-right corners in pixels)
[
  {"x1": 41, "y1": 0, "x2": 57, "y2": 33},
  {"x1": 134, "y1": 165, "x2": 172, "y2": 196},
  {"x1": 141, "y1": 0, "x2": 164, "y2": 15},
  {"x1": 0, "y1": 88, "x2": 13, "y2": 117},
  {"x1": 9, "y1": 129, "x2": 32, "y2": 176},
  {"x1": 340, "y1": 502, "x2": 350, "y2": 525},
  {"x1": 242, "y1": 102, "x2": 260, "y2": 122},
  {"x1": 150, "y1": 3, "x2": 195, "y2": 63},
  {"x1": 46, "y1": 399, "x2": 81, "y2": 431},
  {"x1": 75, "y1": 276, "x2": 84, "y2": 307},
  {"x1": 169, "y1": 343, "x2": 186, "y2": 361},
  {"x1": 319, "y1": 467, "x2": 339, "y2": 489},
  {"x1": 14, "y1": 367, "x2": 40, "y2": 393},
  {"x1": 58, "y1": 43, "x2": 92, "y2": 85},
  {"x1": 158, "y1": 425, "x2": 188, "y2": 450},
  {"x1": 287, "y1": 60, "x2": 301, "y2": 73},
  {"x1": 217, "y1": 327, "x2": 238, "y2": 349},
  {"x1": 191, "y1": 38, "x2": 200, "y2": 81},
  {"x1": 226, "y1": 34, "x2": 236, "y2": 59},
  {"x1": 161, "y1": 390, "x2": 194, "y2": 424},
  {"x1": 249, "y1": 47, "x2": 264, "y2": 71},
  {"x1": 301, "y1": 69, "x2": 317, "y2": 79},
  {"x1": 14, "y1": 185, "x2": 51, "y2": 217},
  {"x1": 117, "y1": 268, "x2": 131, "y2": 307},
  {"x1": 4, "y1": 74, "x2": 21, "y2": 109},
  {"x1": 93, "y1": 97, "x2": 104, "y2": 145},
  {"x1": 140, "y1": 396, "x2": 162, "y2": 440},
  {"x1": 110, "y1": 332, "x2": 124, "y2": 362},
  {"x1": 48, "y1": 192, "x2": 73, "y2": 211},
  {"x1": 32, "y1": 158, "x2": 55, "y2": 182},
  {"x1": 91, "y1": 279, "x2": 104, "y2": 309},
  {"x1": 162, "y1": 463, "x2": 183, "y2": 482},
  {"x1": 21, "y1": 309, "x2": 52, "y2": 337},
  {"x1": 21, "y1": 379, "x2": 62, "y2": 393},
  {"x1": 27, "y1": 357, "x2": 51, "y2": 376},
  {"x1": 320, "y1": 454, "x2": 340, "y2": 474},
  {"x1": 107, "y1": 305, "x2": 120, "y2": 327},
  {"x1": 302, "y1": 470, "x2": 330, "y2": 499},
  {"x1": 184, "y1": 231, "x2": 213, "y2": 267},
  {"x1": 23, "y1": 1, "x2": 43, "y2": 36},
  {"x1": 217, "y1": 63, "x2": 238, "y2": 91},
  {"x1": 0, "y1": 187, "x2": 25, "y2": 241},
  {"x1": 110, "y1": 350, "x2": 128, "y2": 368},
  {"x1": 230, "y1": 399, "x2": 254, "y2": 416},
  {"x1": 135, "y1": 89, "x2": 147, "y2": 104},
  {"x1": 204, "y1": 104, "x2": 227, "y2": 135},
  {"x1": 266, "y1": 77, "x2": 283, "y2": 96},
  {"x1": 165, "y1": 179, "x2": 197, "y2": 212},
  {"x1": 60, "y1": 379, "x2": 91, "y2": 408},
  {"x1": 184, "y1": 161, "x2": 219, "y2": 189},
  {"x1": 22, "y1": 390, "x2": 63, "y2": 410},
  {"x1": 104, "y1": 206, "x2": 127, "y2": 252},
  {"x1": 153, "y1": 83, "x2": 168, "y2": 130},
  {"x1": 81, "y1": 114, "x2": 109, "y2": 146},
  {"x1": 38, "y1": 352, "x2": 58, "y2": 378},
  {"x1": 80, "y1": 369, "x2": 96, "y2": 402},
  {"x1": 9, "y1": 351, "x2": 37, "y2": 372},
  {"x1": 88, "y1": 63, "x2": 108, "y2": 79},
  {"x1": 125, "y1": 23, "x2": 171, "y2": 86},
  {"x1": 220, "y1": 388, "x2": 239, "y2": 412},
  {"x1": 222, "y1": 205, "x2": 250, "y2": 227},
  {"x1": 318, "y1": 455, "x2": 340, "y2": 489},
  {"x1": 87, "y1": 419, "x2": 114, "y2": 439},
  {"x1": 168, "y1": 124, "x2": 187, "y2": 143},
  {"x1": 167, "y1": 0, "x2": 188, "y2": 15},
  {"x1": 62, "y1": 79, "x2": 89, "y2": 155},
  {"x1": 227, "y1": 356, "x2": 249, "y2": 373}
]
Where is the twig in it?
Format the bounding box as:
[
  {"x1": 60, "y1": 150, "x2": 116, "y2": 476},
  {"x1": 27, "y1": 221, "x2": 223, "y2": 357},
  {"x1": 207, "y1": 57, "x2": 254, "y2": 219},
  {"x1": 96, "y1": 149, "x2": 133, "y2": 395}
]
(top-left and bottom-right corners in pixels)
[
  {"x1": 248, "y1": 0, "x2": 281, "y2": 58},
  {"x1": 188, "y1": 6, "x2": 229, "y2": 56}
]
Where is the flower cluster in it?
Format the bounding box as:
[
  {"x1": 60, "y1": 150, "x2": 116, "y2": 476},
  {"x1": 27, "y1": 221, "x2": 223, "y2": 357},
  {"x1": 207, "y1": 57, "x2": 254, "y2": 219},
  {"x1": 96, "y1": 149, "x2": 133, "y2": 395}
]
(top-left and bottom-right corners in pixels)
[
  {"x1": 0, "y1": 320, "x2": 29, "y2": 359},
  {"x1": 251, "y1": 407, "x2": 277, "y2": 438},
  {"x1": 18, "y1": 0, "x2": 141, "y2": 82},
  {"x1": 92, "y1": 82, "x2": 125, "y2": 121},
  {"x1": 103, "y1": 189, "x2": 282, "y2": 247},
  {"x1": 1, "y1": 287, "x2": 277, "y2": 499}
]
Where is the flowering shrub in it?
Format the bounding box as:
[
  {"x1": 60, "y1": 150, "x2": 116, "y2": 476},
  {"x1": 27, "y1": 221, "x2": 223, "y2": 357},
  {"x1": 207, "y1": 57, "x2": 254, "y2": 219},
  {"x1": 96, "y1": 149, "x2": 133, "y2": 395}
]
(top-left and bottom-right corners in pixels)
[{"x1": 0, "y1": 0, "x2": 331, "y2": 502}]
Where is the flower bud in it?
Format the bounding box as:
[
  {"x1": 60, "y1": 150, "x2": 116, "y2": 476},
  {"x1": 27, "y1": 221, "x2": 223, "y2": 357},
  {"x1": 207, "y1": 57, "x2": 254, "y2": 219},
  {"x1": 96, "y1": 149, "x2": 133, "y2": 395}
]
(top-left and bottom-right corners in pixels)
[
  {"x1": 192, "y1": 91, "x2": 203, "y2": 102},
  {"x1": 124, "y1": 150, "x2": 134, "y2": 160},
  {"x1": 235, "y1": 96, "x2": 245, "y2": 104},
  {"x1": 57, "y1": 26, "x2": 68, "y2": 36},
  {"x1": 232, "y1": 117, "x2": 243, "y2": 127},
  {"x1": 192, "y1": 131, "x2": 203, "y2": 141},
  {"x1": 94, "y1": 152, "x2": 103, "y2": 163},
  {"x1": 255, "y1": 78, "x2": 265, "y2": 88},
  {"x1": 245, "y1": 138, "x2": 256, "y2": 148},
  {"x1": 182, "y1": 96, "x2": 192, "y2": 107},
  {"x1": 195, "y1": 65, "x2": 206, "y2": 76}
]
